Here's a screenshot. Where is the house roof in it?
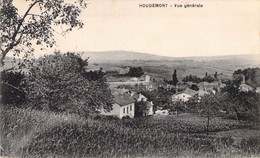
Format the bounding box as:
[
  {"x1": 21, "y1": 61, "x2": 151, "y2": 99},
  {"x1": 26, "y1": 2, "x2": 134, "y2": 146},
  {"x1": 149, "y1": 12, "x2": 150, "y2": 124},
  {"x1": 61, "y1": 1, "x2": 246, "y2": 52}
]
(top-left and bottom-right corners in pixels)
[
  {"x1": 131, "y1": 93, "x2": 140, "y2": 100},
  {"x1": 184, "y1": 88, "x2": 198, "y2": 96},
  {"x1": 113, "y1": 92, "x2": 135, "y2": 106}
]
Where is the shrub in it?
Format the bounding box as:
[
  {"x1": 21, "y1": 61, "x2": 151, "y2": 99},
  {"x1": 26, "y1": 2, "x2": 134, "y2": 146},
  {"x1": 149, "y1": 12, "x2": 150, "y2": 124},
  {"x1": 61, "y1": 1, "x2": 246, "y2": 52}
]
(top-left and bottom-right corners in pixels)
[
  {"x1": 0, "y1": 71, "x2": 27, "y2": 106},
  {"x1": 26, "y1": 52, "x2": 113, "y2": 116}
]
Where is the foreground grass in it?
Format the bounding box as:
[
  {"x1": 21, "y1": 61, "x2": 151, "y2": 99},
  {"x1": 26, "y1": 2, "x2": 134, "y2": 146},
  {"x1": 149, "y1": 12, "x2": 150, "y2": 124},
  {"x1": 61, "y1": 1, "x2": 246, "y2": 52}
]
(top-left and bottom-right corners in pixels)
[{"x1": 0, "y1": 106, "x2": 259, "y2": 157}]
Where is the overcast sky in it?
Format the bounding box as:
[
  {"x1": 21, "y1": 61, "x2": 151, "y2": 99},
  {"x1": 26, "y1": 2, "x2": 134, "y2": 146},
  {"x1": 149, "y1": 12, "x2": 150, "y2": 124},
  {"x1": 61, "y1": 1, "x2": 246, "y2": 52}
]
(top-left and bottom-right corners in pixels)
[{"x1": 14, "y1": 0, "x2": 260, "y2": 57}]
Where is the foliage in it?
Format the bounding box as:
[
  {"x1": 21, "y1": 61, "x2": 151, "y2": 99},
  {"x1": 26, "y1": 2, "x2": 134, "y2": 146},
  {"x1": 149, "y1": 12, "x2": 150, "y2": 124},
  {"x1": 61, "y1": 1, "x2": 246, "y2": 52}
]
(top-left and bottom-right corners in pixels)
[
  {"x1": 83, "y1": 68, "x2": 105, "y2": 81},
  {"x1": 182, "y1": 74, "x2": 217, "y2": 83},
  {"x1": 202, "y1": 75, "x2": 217, "y2": 83},
  {"x1": 0, "y1": 71, "x2": 26, "y2": 106},
  {"x1": 127, "y1": 67, "x2": 144, "y2": 77},
  {"x1": 0, "y1": 0, "x2": 86, "y2": 65},
  {"x1": 234, "y1": 68, "x2": 260, "y2": 88},
  {"x1": 169, "y1": 100, "x2": 186, "y2": 116},
  {"x1": 172, "y1": 69, "x2": 178, "y2": 86},
  {"x1": 221, "y1": 70, "x2": 260, "y2": 121},
  {"x1": 190, "y1": 84, "x2": 199, "y2": 91},
  {"x1": 182, "y1": 74, "x2": 202, "y2": 83},
  {"x1": 199, "y1": 93, "x2": 221, "y2": 135},
  {"x1": 140, "y1": 89, "x2": 173, "y2": 110},
  {"x1": 26, "y1": 52, "x2": 113, "y2": 116},
  {"x1": 134, "y1": 100, "x2": 149, "y2": 117},
  {"x1": 1, "y1": 106, "x2": 256, "y2": 157}
]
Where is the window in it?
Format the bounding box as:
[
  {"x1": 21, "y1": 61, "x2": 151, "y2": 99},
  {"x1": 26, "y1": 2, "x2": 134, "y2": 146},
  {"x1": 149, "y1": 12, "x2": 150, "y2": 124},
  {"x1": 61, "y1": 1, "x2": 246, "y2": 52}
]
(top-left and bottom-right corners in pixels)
[
  {"x1": 127, "y1": 107, "x2": 129, "y2": 113},
  {"x1": 130, "y1": 105, "x2": 132, "y2": 111},
  {"x1": 123, "y1": 108, "x2": 125, "y2": 113}
]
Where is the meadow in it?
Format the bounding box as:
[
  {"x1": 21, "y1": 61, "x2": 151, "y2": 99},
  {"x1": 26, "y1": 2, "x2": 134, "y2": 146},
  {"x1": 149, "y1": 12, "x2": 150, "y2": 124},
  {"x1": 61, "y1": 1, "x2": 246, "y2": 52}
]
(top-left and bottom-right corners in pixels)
[{"x1": 1, "y1": 106, "x2": 259, "y2": 157}]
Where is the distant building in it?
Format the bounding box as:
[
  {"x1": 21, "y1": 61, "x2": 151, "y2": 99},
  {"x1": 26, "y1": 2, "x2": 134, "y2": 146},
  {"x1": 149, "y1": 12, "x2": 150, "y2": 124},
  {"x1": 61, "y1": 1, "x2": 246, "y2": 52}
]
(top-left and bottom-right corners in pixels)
[
  {"x1": 238, "y1": 75, "x2": 254, "y2": 92},
  {"x1": 239, "y1": 83, "x2": 254, "y2": 92},
  {"x1": 172, "y1": 88, "x2": 197, "y2": 102}
]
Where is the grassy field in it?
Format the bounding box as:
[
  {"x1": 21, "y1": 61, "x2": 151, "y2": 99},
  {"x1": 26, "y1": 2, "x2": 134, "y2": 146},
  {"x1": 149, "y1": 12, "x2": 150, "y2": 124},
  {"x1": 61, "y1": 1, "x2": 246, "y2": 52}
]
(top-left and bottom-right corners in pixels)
[{"x1": 1, "y1": 106, "x2": 259, "y2": 157}]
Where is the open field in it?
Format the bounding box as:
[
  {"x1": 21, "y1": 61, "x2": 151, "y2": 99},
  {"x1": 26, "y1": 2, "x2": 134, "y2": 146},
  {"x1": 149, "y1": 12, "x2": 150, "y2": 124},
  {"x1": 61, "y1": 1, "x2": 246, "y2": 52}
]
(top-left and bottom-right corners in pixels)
[{"x1": 1, "y1": 106, "x2": 259, "y2": 157}]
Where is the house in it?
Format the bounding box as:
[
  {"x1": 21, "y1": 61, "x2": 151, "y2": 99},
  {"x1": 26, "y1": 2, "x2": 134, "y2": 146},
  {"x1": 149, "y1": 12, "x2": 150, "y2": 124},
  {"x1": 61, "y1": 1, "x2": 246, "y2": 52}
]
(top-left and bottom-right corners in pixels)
[
  {"x1": 239, "y1": 83, "x2": 254, "y2": 92},
  {"x1": 101, "y1": 91, "x2": 135, "y2": 119},
  {"x1": 197, "y1": 81, "x2": 219, "y2": 91},
  {"x1": 172, "y1": 88, "x2": 197, "y2": 102}
]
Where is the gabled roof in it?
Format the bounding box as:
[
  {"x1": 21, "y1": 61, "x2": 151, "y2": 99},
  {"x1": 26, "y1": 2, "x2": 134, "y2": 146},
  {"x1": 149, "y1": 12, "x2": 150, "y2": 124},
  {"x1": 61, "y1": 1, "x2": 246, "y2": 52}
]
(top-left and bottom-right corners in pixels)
[
  {"x1": 113, "y1": 92, "x2": 135, "y2": 106},
  {"x1": 131, "y1": 93, "x2": 140, "y2": 100}
]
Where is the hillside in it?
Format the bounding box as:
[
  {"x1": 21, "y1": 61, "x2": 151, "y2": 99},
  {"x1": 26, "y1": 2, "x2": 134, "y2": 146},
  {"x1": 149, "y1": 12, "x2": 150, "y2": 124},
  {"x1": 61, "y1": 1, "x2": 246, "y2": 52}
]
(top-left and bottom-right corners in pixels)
[
  {"x1": 79, "y1": 51, "x2": 260, "y2": 63},
  {"x1": 82, "y1": 51, "x2": 260, "y2": 80},
  {"x1": 79, "y1": 50, "x2": 177, "y2": 62}
]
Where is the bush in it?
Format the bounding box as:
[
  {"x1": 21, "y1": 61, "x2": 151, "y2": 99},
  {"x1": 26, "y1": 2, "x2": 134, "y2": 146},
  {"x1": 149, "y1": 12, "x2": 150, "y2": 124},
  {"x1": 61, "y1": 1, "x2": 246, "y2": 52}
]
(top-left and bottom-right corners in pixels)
[
  {"x1": 0, "y1": 71, "x2": 27, "y2": 106},
  {"x1": 26, "y1": 52, "x2": 113, "y2": 116}
]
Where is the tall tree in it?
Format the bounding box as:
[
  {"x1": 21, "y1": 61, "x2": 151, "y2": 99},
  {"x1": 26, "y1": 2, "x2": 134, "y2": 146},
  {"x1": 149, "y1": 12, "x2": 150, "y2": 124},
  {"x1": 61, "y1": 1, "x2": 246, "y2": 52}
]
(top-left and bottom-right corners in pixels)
[
  {"x1": 0, "y1": 0, "x2": 86, "y2": 66},
  {"x1": 172, "y1": 69, "x2": 178, "y2": 87}
]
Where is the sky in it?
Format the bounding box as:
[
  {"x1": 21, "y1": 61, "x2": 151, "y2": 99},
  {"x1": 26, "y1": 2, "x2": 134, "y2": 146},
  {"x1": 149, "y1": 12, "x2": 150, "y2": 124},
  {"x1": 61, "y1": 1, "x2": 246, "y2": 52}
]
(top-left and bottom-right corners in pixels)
[{"x1": 13, "y1": 0, "x2": 260, "y2": 58}]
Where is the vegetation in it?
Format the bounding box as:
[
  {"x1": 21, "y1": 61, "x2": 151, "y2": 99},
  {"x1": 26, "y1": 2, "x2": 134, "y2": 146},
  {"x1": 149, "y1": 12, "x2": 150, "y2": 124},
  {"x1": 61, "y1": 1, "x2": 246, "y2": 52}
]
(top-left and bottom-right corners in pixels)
[
  {"x1": 172, "y1": 69, "x2": 178, "y2": 87},
  {"x1": 140, "y1": 89, "x2": 173, "y2": 111},
  {"x1": 26, "y1": 52, "x2": 113, "y2": 116},
  {"x1": 182, "y1": 74, "x2": 217, "y2": 83},
  {"x1": 233, "y1": 67, "x2": 260, "y2": 88},
  {"x1": 0, "y1": 71, "x2": 27, "y2": 106},
  {"x1": 127, "y1": 67, "x2": 144, "y2": 77},
  {"x1": 0, "y1": 106, "x2": 257, "y2": 157},
  {"x1": 134, "y1": 100, "x2": 149, "y2": 117},
  {"x1": 199, "y1": 93, "x2": 221, "y2": 135},
  {"x1": 0, "y1": 0, "x2": 86, "y2": 66}
]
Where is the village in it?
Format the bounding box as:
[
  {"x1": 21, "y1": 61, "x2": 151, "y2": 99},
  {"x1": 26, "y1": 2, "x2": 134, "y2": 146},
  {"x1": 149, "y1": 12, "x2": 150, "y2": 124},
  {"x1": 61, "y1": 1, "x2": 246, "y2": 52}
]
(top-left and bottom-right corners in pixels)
[{"x1": 99, "y1": 66, "x2": 260, "y2": 119}]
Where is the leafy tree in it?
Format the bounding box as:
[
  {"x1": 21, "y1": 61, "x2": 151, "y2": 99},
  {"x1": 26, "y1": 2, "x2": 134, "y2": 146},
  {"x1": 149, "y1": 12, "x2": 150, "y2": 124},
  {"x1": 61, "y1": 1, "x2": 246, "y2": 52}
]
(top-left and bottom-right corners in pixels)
[
  {"x1": 0, "y1": 71, "x2": 27, "y2": 106},
  {"x1": 202, "y1": 75, "x2": 216, "y2": 83},
  {"x1": 234, "y1": 68, "x2": 260, "y2": 88},
  {"x1": 83, "y1": 68, "x2": 105, "y2": 81},
  {"x1": 0, "y1": 0, "x2": 86, "y2": 66},
  {"x1": 190, "y1": 84, "x2": 199, "y2": 91},
  {"x1": 127, "y1": 67, "x2": 144, "y2": 77},
  {"x1": 26, "y1": 52, "x2": 113, "y2": 116},
  {"x1": 140, "y1": 89, "x2": 172, "y2": 111},
  {"x1": 199, "y1": 93, "x2": 221, "y2": 135},
  {"x1": 182, "y1": 74, "x2": 202, "y2": 83},
  {"x1": 134, "y1": 100, "x2": 148, "y2": 117},
  {"x1": 214, "y1": 72, "x2": 218, "y2": 79},
  {"x1": 171, "y1": 100, "x2": 185, "y2": 116},
  {"x1": 222, "y1": 81, "x2": 260, "y2": 121},
  {"x1": 172, "y1": 69, "x2": 178, "y2": 87}
]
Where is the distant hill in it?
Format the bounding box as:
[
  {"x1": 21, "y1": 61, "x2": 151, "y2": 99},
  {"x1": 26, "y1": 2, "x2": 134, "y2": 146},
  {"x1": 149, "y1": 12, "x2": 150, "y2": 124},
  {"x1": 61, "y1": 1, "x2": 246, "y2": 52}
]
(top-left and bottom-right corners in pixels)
[
  {"x1": 78, "y1": 51, "x2": 177, "y2": 62},
  {"x1": 78, "y1": 50, "x2": 260, "y2": 63},
  {"x1": 79, "y1": 51, "x2": 260, "y2": 81}
]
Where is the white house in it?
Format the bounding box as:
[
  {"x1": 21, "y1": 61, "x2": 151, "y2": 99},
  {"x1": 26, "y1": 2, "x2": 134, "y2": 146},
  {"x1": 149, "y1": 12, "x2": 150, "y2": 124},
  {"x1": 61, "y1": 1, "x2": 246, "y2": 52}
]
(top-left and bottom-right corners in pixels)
[
  {"x1": 239, "y1": 83, "x2": 254, "y2": 92},
  {"x1": 172, "y1": 88, "x2": 197, "y2": 102},
  {"x1": 101, "y1": 92, "x2": 135, "y2": 119}
]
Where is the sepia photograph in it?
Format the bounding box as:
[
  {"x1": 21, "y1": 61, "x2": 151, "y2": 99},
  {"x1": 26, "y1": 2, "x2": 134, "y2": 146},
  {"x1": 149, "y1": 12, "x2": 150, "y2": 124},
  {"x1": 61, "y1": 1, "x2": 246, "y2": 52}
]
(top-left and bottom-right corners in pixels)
[{"x1": 0, "y1": 0, "x2": 260, "y2": 157}]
